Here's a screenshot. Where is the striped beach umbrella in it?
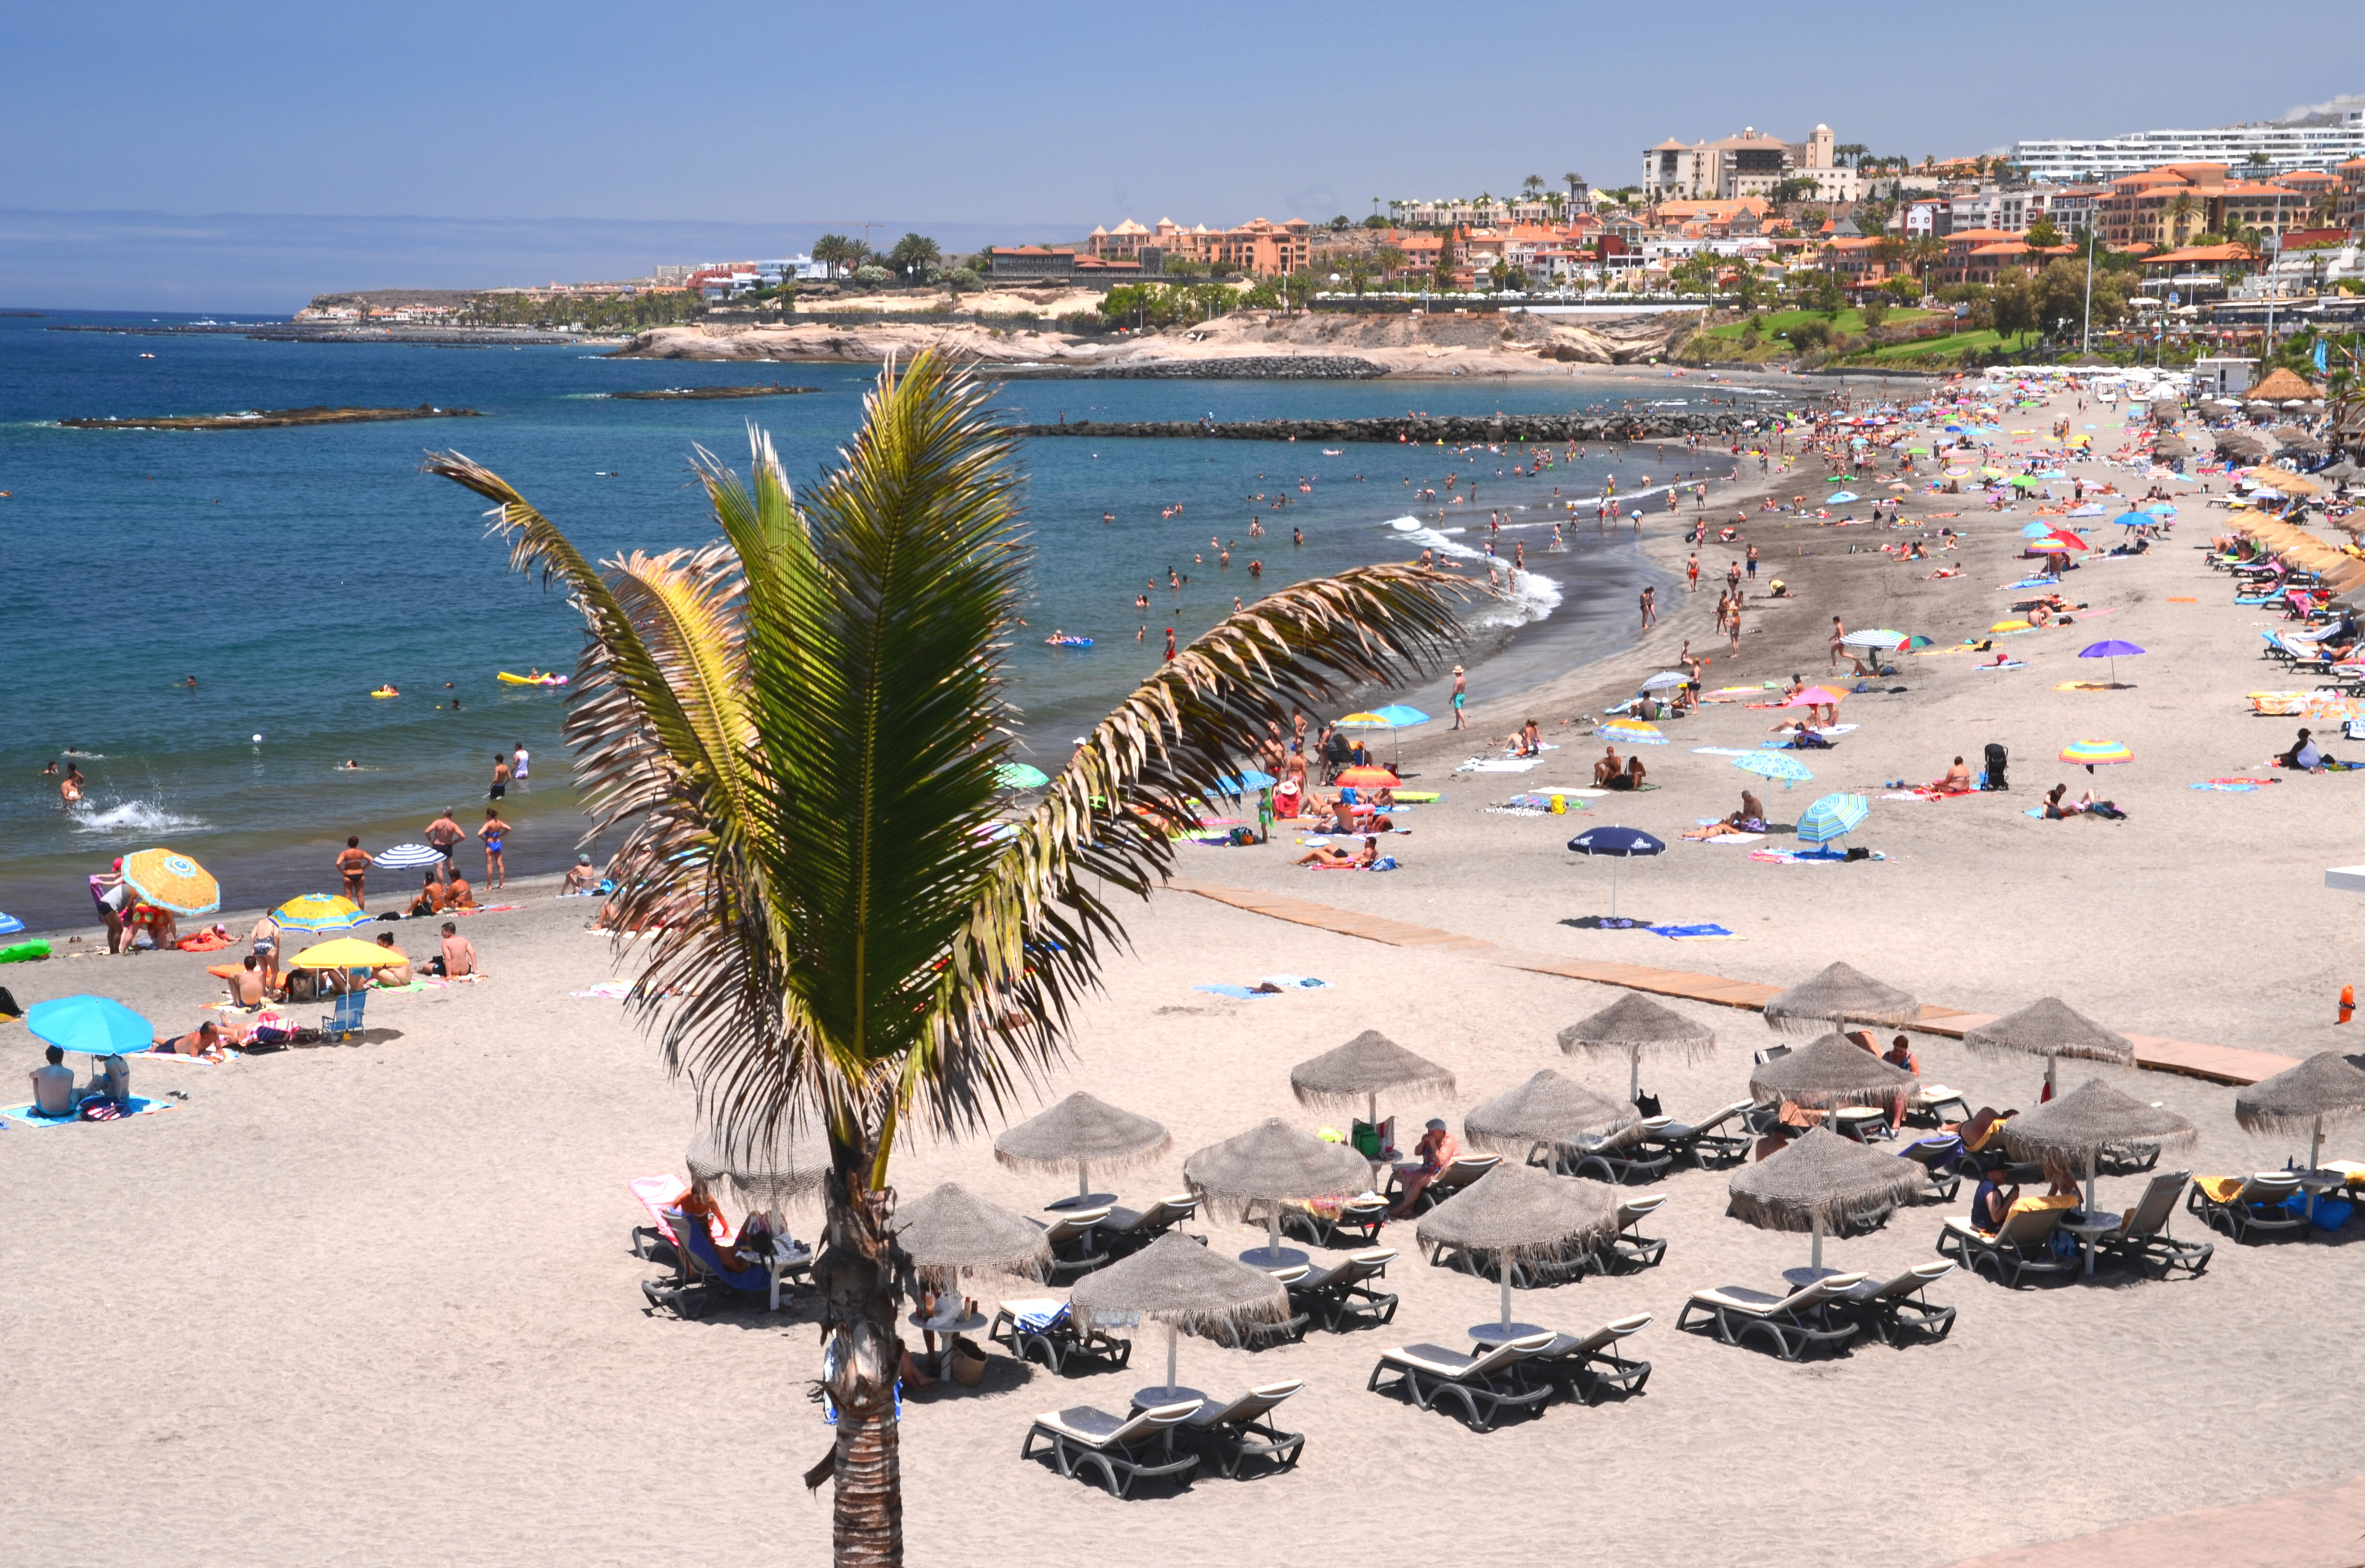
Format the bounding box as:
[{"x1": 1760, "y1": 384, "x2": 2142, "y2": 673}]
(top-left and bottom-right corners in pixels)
[
  {"x1": 1733, "y1": 751, "x2": 1815, "y2": 790},
  {"x1": 371, "y1": 843, "x2": 447, "y2": 870},
  {"x1": 1796, "y1": 793, "x2": 1868, "y2": 846},
  {"x1": 1599, "y1": 718, "x2": 1667, "y2": 746},
  {"x1": 993, "y1": 763, "x2": 1049, "y2": 791},
  {"x1": 121, "y1": 848, "x2": 220, "y2": 917},
  {"x1": 273, "y1": 893, "x2": 370, "y2": 934},
  {"x1": 2059, "y1": 739, "x2": 2132, "y2": 773}
]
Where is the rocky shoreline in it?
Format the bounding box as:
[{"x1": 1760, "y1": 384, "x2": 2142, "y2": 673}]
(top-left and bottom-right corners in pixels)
[
  {"x1": 604, "y1": 383, "x2": 818, "y2": 400},
  {"x1": 1009, "y1": 408, "x2": 1794, "y2": 442},
  {"x1": 1001, "y1": 355, "x2": 1388, "y2": 380},
  {"x1": 60, "y1": 404, "x2": 482, "y2": 432}
]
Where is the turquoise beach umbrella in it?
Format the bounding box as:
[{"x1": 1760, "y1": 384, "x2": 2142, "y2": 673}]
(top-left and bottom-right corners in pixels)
[
  {"x1": 994, "y1": 763, "x2": 1050, "y2": 791},
  {"x1": 1733, "y1": 751, "x2": 1814, "y2": 790},
  {"x1": 1796, "y1": 793, "x2": 1868, "y2": 846},
  {"x1": 1827, "y1": 491, "x2": 1860, "y2": 504},
  {"x1": 28, "y1": 995, "x2": 152, "y2": 1057}
]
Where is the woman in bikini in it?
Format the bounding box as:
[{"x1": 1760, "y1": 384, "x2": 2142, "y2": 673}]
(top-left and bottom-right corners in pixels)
[{"x1": 479, "y1": 808, "x2": 510, "y2": 890}]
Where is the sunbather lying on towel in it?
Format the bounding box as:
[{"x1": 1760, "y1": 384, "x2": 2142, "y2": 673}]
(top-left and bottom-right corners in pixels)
[
  {"x1": 1295, "y1": 836, "x2": 1378, "y2": 869},
  {"x1": 153, "y1": 1021, "x2": 227, "y2": 1062}
]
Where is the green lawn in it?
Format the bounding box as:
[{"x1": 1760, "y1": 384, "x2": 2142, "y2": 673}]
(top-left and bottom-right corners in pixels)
[
  {"x1": 1853, "y1": 329, "x2": 2038, "y2": 364},
  {"x1": 1688, "y1": 308, "x2": 1939, "y2": 362}
]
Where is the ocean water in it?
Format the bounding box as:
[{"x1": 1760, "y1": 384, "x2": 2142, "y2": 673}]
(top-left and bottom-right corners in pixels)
[{"x1": 0, "y1": 311, "x2": 1749, "y2": 932}]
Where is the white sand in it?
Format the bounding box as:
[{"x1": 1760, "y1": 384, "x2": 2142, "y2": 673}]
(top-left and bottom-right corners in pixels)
[{"x1": 7, "y1": 385, "x2": 2360, "y2": 1567}]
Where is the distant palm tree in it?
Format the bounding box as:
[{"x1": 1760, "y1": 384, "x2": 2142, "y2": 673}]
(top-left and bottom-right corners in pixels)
[
  {"x1": 1563, "y1": 171, "x2": 1585, "y2": 203},
  {"x1": 1521, "y1": 174, "x2": 1546, "y2": 200},
  {"x1": 424, "y1": 357, "x2": 1468, "y2": 1566},
  {"x1": 2167, "y1": 191, "x2": 2199, "y2": 245}
]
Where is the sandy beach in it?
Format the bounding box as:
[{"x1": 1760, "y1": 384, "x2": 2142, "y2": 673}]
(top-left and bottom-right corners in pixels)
[{"x1": 12, "y1": 379, "x2": 2365, "y2": 1568}]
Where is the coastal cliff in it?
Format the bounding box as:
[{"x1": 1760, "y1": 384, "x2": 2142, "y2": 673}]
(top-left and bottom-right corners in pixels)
[{"x1": 611, "y1": 306, "x2": 1703, "y2": 377}]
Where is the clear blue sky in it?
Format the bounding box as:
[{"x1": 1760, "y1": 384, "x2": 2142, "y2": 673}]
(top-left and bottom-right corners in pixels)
[{"x1": 5, "y1": 1, "x2": 2358, "y2": 309}]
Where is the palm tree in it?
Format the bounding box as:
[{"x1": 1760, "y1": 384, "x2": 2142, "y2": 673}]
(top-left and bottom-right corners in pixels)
[
  {"x1": 1563, "y1": 171, "x2": 1585, "y2": 204},
  {"x1": 2167, "y1": 191, "x2": 2198, "y2": 246},
  {"x1": 1521, "y1": 173, "x2": 1546, "y2": 200},
  {"x1": 423, "y1": 355, "x2": 1466, "y2": 1566}
]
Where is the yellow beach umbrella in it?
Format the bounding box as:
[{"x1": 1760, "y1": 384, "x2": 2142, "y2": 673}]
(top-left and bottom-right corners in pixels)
[
  {"x1": 121, "y1": 847, "x2": 221, "y2": 916},
  {"x1": 274, "y1": 893, "x2": 368, "y2": 933},
  {"x1": 290, "y1": 937, "x2": 407, "y2": 969}
]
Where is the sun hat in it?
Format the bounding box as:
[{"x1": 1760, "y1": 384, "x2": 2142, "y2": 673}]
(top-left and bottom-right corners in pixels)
[{"x1": 1425, "y1": 1117, "x2": 1448, "y2": 1132}]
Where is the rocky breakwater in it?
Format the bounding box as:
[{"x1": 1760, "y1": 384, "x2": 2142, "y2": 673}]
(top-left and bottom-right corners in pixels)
[{"x1": 1008, "y1": 408, "x2": 1790, "y2": 443}]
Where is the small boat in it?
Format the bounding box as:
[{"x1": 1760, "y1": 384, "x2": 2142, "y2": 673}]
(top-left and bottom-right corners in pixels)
[
  {"x1": 370, "y1": 687, "x2": 399, "y2": 698},
  {"x1": 497, "y1": 671, "x2": 569, "y2": 686}
]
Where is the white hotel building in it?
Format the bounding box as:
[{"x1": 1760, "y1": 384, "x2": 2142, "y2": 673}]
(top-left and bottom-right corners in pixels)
[{"x1": 2013, "y1": 105, "x2": 2365, "y2": 182}]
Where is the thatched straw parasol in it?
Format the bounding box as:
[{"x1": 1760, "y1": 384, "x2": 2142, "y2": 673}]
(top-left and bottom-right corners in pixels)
[
  {"x1": 1749, "y1": 1033, "x2": 1916, "y2": 1111},
  {"x1": 2151, "y1": 436, "x2": 2192, "y2": 461},
  {"x1": 1762, "y1": 962, "x2": 1921, "y2": 1035},
  {"x1": 994, "y1": 1092, "x2": 1170, "y2": 1208},
  {"x1": 1289, "y1": 1029, "x2": 1456, "y2": 1127},
  {"x1": 1461, "y1": 1070, "x2": 1637, "y2": 1161},
  {"x1": 1963, "y1": 997, "x2": 2133, "y2": 1096},
  {"x1": 686, "y1": 1114, "x2": 829, "y2": 1216},
  {"x1": 1557, "y1": 992, "x2": 1717, "y2": 1103},
  {"x1": 2004, "y1": 1078, "x2": 2197, "y2": 1209},
  {"x1": 888, "y1": 1183, "x2": 1052, "y2": 1289},
  {"x1": 1414, "y1": 1164, "x2": 1620, "y2": 1331},
  {"x1": 2217, "y1": 430, "x2": 2272, "y2": 460},
  {"x1": 1181, "y1": 1117, "x2": 1375, "y2": 1267},
  {"x1": 1727, "y1": 1126, "x2": 1923, "y2": 1273},
  {"x1": 1070, "y1": 1232, "x2": 1290, "y2": 1402},
  {"x1": 2236, "y1": 1052, "x2": 2365, "y2": 1174}
]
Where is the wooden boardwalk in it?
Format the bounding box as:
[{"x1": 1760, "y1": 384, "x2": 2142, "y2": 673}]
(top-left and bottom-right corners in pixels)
[{"x1": 1169, "y1": 878, "x2": 2300, "y2": 1087}]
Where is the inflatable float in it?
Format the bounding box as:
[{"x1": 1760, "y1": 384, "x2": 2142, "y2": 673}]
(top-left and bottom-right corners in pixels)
[
  {"x1": 497, "y1": 671, "x2": 569, "y2": 686},
  {"x1": 370, "y1": 687, "x2": 399, "y2": 698},
  {"x1": 1043, "y1": 637, "x2": 1094, "y2": 648}
]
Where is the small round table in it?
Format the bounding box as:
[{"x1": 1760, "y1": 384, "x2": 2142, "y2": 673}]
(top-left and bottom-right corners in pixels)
[
  {"x1": 1128, "y1": 1385, "x2": 1208, "y2": 1413},
  {"x1": 1778, "y1": 1266, "x2": 1845, "y2": 1291},
  {"x1": 2294, "y1": 1170, "x2": 2348, "y2": 1238},
  {"x1": 1466, "y1": 1320, "x2": 1555, "y2": 1348},
  {"x1": 1237, "y1": 1246, "x2": 1310, "y2": 1272},
  {"x1": 2060, "y1": 1217, "x2": 2122, "y2": 1278},
  {"x1": 1044, "y1": 1193, "x2": 1118, "y2": 1213},
  {"x1": 908, "y1": 1307, "x2": 987, "y2": 1377}
]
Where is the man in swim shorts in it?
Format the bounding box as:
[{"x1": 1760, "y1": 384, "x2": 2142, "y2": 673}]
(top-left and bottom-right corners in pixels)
[
  {"x1": 489, "y1": 753, "x2": 513, "y2": 801},
  {"x1": 425, "y1": 809, "x2": 465, "y2": 870}
]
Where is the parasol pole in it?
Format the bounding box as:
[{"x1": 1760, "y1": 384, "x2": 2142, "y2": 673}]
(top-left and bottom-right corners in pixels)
[
  {"x1": 1499, "y1": 1267, "x2": 1514, "y2": 1329},
  {"x1": 1629, "y1": 1048, "x2": 1641, "y2": 1106},
  {"x1": 1078, "y1": 1161, "x2": 1091, "y2": 1202},
  {"x1": 1810, "y1": 1214, "x2": 1825, "y2": 1274},
  {"x1": 1163, "y1": 1324, "x2": 1179, "y2": 1400},
  {"x1": 1266, "y1": 1206, "x2": 1283, "y2": 1261}
]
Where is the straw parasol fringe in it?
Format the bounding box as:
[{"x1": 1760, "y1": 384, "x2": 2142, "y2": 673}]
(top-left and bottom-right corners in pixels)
[
  {"x1": 2004, "y1": 1078, "x2": 2197, "y2": 1183},
  {"x1": 1289, "y1": 1029, "x2": 1456, "y2": 1111},
  {"x1": 992, "y1": 1092, "x2": 1171, "y2": 1175},
  {"x1": 1460, "y1": 1070, "x2": 1636, "y2": 1157},
  {"x1": 1067, "y1": 1233, "x2": 1291, "y2": 1336},
  {"x1": 1413, "y1": 1164, "x2": 1620, "y2": 1267},
  {"x1": 887, "y1": 1183, "x2": 1053, "y2": 1287},
  {"x1": 1961, "y1": 997, "x2": 2133, "y2": 1066},
  {"x1": 2234, "y1": 1052, "x2": 2365, "y2": 1138},
  {"x1": 1762, "y1": 962, "x2": 1921, "y2": 1034},
  {"x1": 685, "y1": 1115, "x2": 831, "y2": 1209},
  {"x1": 1726, "y1": 1127, "x2": 1923, "y2": 1234},
  {"x1": 1555, "y1": 992, "x2": 1717, "y2": 1061},
  {"x1": 1180, "y1": 1117, "x2": 1373, "y2": 1222},
  {"x1": 1748, "y1": 1033, "x2": 1916, "y2": 1108}
]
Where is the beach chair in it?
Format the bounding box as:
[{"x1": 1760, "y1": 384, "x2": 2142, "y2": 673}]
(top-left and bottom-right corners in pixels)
[
  {"x1": 989, "y1": 1298, "x2": 1133, "y2": 1375},
  {"x1": 1526, "y1": 1313, "x2": 1654, "y2": 1404},
  {"x1": 1021, "y1": 1401, "x2": 1200, "y2": 1498},
  {"x1": 2186, "y1": 1172, "x2": 2308, "y2": 1244},
  {"x1": 1675, "y1": 1273, "x2": 1868, "y2": 1361},
  {"x1": 1279, "y1": 1193, "x2": 1390, "y2": 1249},
  {"x1": 1216, "y1": 1265, "x2": 1313, "y2": 1349},
  {"x1": 1831, "y1": 1105, "x2": 1895, "y2": 1143},
  {"x1": 1098, "y1": 1195, "x2": 1199, "y2": 1258},
  {"x1": 319, "y1": 987, "x2": 367, "y2": 1043},
  {"x1": 1285, "y1": 1248, "x2": 1399, "y2": 1331},
  {"x1": 2099, "y1": 1172, "x2": 2213, "y2": 1277},
  {"x1": 1596, "y1": 1194, "x2": 1669, "y2": 1274},
  {"x1": 626, "y1": 1173, "x2": 732, "y2": 1262},
  {"x1": 1937, "y1": 1199, "x2": 2078, "y2": 1289},
  {"x1": 1388, "y1": 1153, "x2": 1502, "y2": 1214},
  {"x1": 1556, "y1": 1123, "x2": 1675, "y2": 1186},
  {"x1": 1178, "y1": 1381, "x2": 1306, "y2": 1478},
  {"x1": 1033, "y1": 1206, "x2": 1113, "y2": 1280},
  {"x1": 1904, "y1": 1083, "x2": 1971, "y2": 1129},
  {"x1": 1838, "y1": 1262, "x2": 1958, "y2": 1346},
  {"x1": 2098, "y1": 1138, "x2": 2163, "y2": 1176},
  {"x1": 1640, "y1": 1100, "x2": 1756, "y2": 1169},
  {"x1": 1366, "y1": 1333, "x2": 1558, "y2": 1432},
  {"x1": 639, "y1": 1209, "x2": 805, "y2": 1318},
  {"x1": 1898, "y1": 1135, "x2": 1965, "y2": 1202}
]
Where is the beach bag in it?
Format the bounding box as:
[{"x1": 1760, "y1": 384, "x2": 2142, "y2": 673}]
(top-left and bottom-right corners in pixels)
[
  {"x1": 1632, "y1": 1092, "x2": 1662, "y2": 1117},
  {"x1": 1351, "y1": 1120, "x2": 1383, "y2": 1159},
  {"x1": 1370, "y1": 856, "x2": 1399, "y2": 872},
  {"x1": 80, "y1": 1098, "x2": 126, "y2": 1122},
  {"x1": 0, "y1": 987, "x2": 17, "y2": 1019},
  {"x1": 947, "y1": 1338, "x2": 987, "y2": 1387}
]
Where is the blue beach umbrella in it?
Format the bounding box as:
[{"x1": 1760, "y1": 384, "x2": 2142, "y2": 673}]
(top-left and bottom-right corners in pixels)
[
  {"x1": 1733, "y1": 751, "x2": 1815, "y2": 790},
  {"x1": 1827, "y1": 491, "x2": 1860, "y2": 505},
  {"x1": 0, "y1": 912, "x2": 21, "y2": 936},
  {"x1": 1213, "y1": 769, "x2": 1277, "y2": 796},
  {"x1": 2109, "y1": 512, "x2": 2151, "y2": 530},
  {"x1": 2077, "y1": 640, "x2": 2146, "y2": 684},
  {"x1": 1566, "y1": 825, "x2": 1666, "y2": 920},
  {"x1": 2020, "y1": 520, "x2": 2059, "y2": 539},
  {"x1": 28, "y1": 995, "x2": 152, "y2": 1057},
  {"x1": 1369, "y1": 704, "x2": 1430, "y2": 727},
  {"x1": 1796, "y1": 793, "x2": 1868, "y2": 848}
]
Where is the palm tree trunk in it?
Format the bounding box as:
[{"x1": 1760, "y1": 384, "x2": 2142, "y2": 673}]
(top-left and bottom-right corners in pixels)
[{"x1": 815, "y1": 1150, "x2": 904, "y2": 1567}]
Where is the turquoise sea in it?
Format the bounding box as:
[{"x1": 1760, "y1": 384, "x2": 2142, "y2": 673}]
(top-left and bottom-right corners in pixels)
[{"x1": 0, "y1": 311, "x2": 1750, "y2": 932}]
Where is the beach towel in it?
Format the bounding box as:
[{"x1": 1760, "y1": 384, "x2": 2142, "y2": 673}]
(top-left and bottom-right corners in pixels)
[
  {"x1": 1564, "y1": 915, "x2": 1652, "y2": 930},
  {"x1": 1653, "y1": 923, "x2": 1740, "y2": 940},
  {"x1": 2054, "y1": 682, "x2": 2119, "y2": 691},
  {"x1": 1456, "y1": 758, "x2": 1540, "y2": 773},
  {"x1": 628, "y1": 1175, "x2": 733, "y2": 1249},
  {"x1": 571, "y1": 980, "x2": 635, "y2": 999},
  {"x1": 1, "y1": 1095, "x2": 174, "y2": 1129},
  {"x1": 1974, "y1": 661, "x2": 2028, "y2": 671}
]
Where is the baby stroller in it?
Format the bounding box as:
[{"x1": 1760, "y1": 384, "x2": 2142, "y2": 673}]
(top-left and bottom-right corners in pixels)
[{"x1": 1981, "y1": 743, "x2": 2008, "y2": 792}]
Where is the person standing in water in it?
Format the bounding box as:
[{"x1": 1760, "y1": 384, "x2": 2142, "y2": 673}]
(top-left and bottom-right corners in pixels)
[
  {"x1": 489, "y1": 752, "x2": 513, "y2": 801},
  {"x1": 512, "y1": 743, "x2": 529, "y2": 793},
  {"x1": 60, "y1": 764, "x2": 84, "y2": 809}
]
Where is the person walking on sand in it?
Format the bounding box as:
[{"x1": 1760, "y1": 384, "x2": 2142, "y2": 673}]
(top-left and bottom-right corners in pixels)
[
  {"x1": 1639, "y1": 584, "x2": 1656, "y2": 631},
  {"x1": 1451, "y1": 665, "x2": 1468, "y2": 730},
  {"x1": 1746, "y1": 544, "x2": 1759, "y2": 581},
  {"x1": 249, "y1": 911, "x2": 281, "y2": 989},
  {"x1": 479, "y1": 807, "x2": 510, "y2": 889},
  {"x1": 336, "y1": 836, "x2": 370, "y2": 909},
  {"x1": 425, "y1": 809, "x2": 465, "y2": 871},
  {"x1": 1828, "y1": 616, "x2": 1847, "y2": 672},
  {"x1": 1687, "y1": 553, "x2": 1699, "y2": 593}
]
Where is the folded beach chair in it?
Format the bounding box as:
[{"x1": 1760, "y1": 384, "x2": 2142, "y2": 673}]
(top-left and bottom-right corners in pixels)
[
  {"x1": 1389, "y1": 1153, "x2": 1502, "y2": 1214},
  {"x1": 626, "y1": 1173, "x2": 731, "y2": 1261},
  {"x1": 1640, "y1": 1100, "x2": 1756, "y2": 1169},
  {"x1": 1838, "y1": 1261, "x2": 1958, "y2": 1346},
  {"x1": 1598, "y1": 1194, "x2": 1669, "y2": 1274},
  {"x1": 1675, "y1": 1273, "x2": 1868, "y2": 1361},
  {"x1": 2186, "y1": 1172, "x2": 2308, "y2": 1244},
  {"x1": 989, "y1": 1298, "x2": 1133, "y2": 1375},
  {"x1": 1555, "y1": 1122, "x2": 1676, "y2": 1185},
  {"x1": 1897, "y1": 1135, "x2": 1965, "y2": 1202},
  {"x1": 319, "y1": 987, "x2": 367, "y2": 1044},
  {"x1": 1279, "y1": 1192, "x2": 1390, "y2": 1249},
  {"x1": 1285, "y1": 1247, "x2": 1399, "y2": 1331},
  {"x1": 1021, "y1": 1401, "x2": 1201, "y2": 1498},
  {"x1": 1937, "y1": 1197, "x2": 2077, "y2": 1289},
  {"x1": 1033, "y1": 1206, "x2": 1114, "y2": 1280},
  {"x1": 1178, "y1": 1381, "x2": 1306, "y2": 1478},
  {"x1": 2099, "y1": 1171, "x2": 2213, "y2": 1277},
  {"x1": 1903, "y1": 1083, "x2": 1971, "y2": 1129},
  {"x1": 1526, "y1": 1313, "x2": 1653, "y2": 1404},
  {"x1": 1098, "y1": 1195, "x2": 1199, "y2": 1258},
  {"x1": 1366, "y1": 1333, "x2": 1557, "y2": 1432}
]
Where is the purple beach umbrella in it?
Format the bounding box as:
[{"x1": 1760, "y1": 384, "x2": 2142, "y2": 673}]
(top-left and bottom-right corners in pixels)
[{"x1": 2076, "y1": 640, "x2": 2145, "y2": 685}]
